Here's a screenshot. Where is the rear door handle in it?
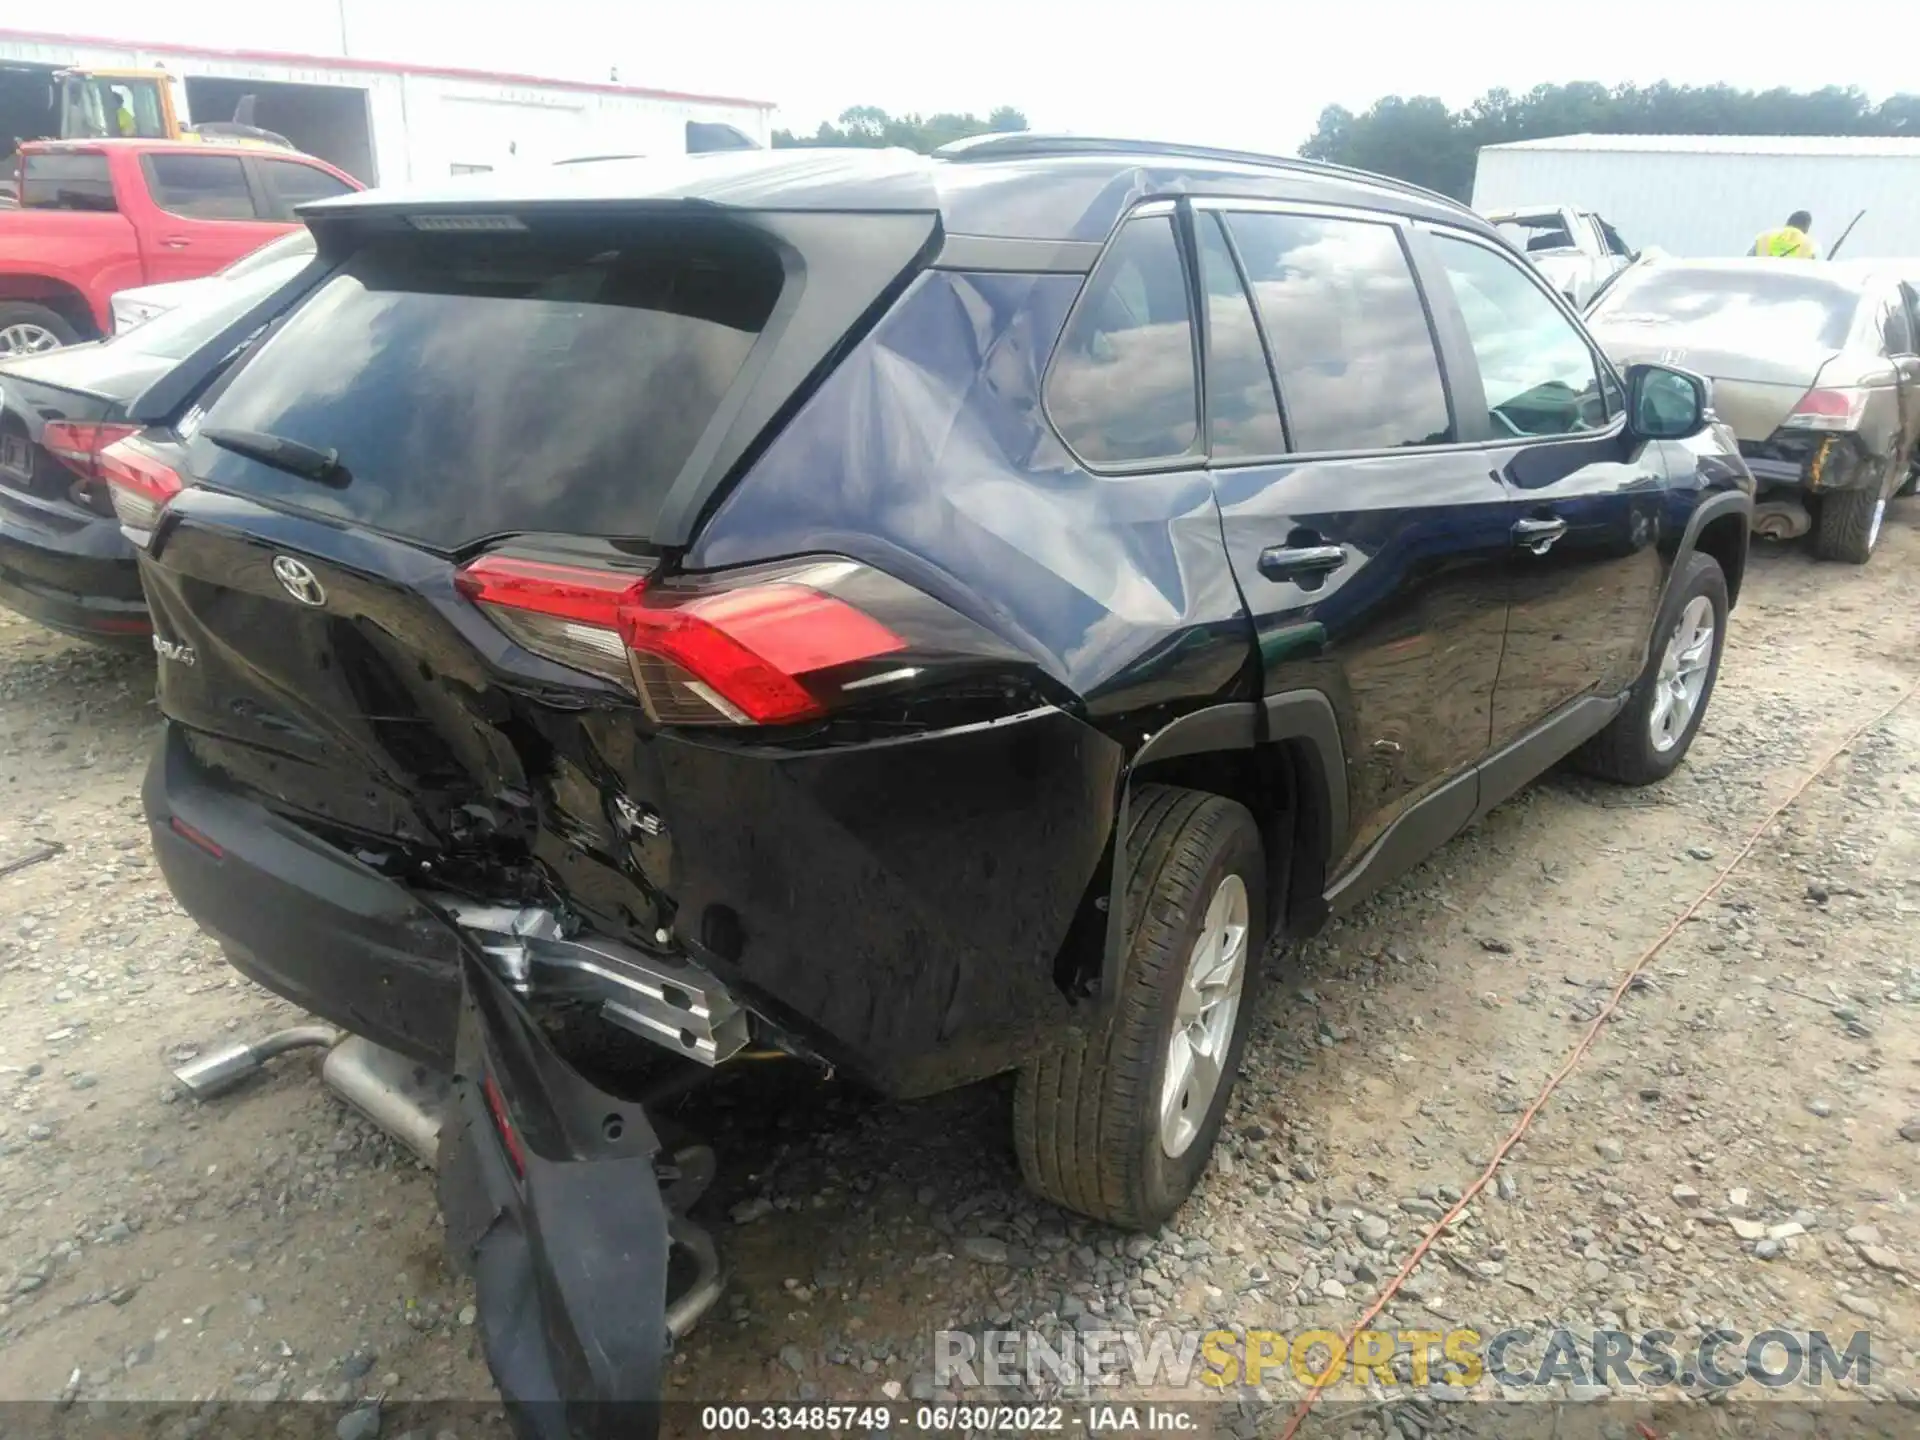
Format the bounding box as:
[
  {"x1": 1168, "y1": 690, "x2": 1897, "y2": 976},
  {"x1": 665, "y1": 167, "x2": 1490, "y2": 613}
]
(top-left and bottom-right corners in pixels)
[
  {"x1": 1257, "y1": 543, "x2": 1348, "y2": 582},
  {"x1": 1512, "y1": 516, "x2": 1569, "y2": 554},
  {"x1": 160, "y1": 236, "x2": 191, "y2": 250}
]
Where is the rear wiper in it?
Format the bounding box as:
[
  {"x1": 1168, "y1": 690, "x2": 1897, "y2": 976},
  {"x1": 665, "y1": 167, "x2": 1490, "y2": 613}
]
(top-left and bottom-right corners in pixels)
[{"x1": 201, "y1": 426, "x2": 346, "y2": 486}]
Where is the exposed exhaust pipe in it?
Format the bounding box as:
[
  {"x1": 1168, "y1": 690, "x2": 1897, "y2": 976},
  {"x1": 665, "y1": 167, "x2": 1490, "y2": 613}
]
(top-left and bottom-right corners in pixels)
[
  {"x1": 1752, "y1": 498, "x2": 1812, "y2": 542},
  {"x1": 321, "y1": 1035, "x2": 451, "y2": 1168},
  {"x1": 171, "y1": 1025, "x2": 340, "y2": 1099}
]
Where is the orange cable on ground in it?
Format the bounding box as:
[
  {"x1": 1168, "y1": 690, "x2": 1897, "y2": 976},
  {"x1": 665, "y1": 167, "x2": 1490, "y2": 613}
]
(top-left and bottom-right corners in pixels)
[{"x1": 1276, "y1": 673, "x2": 1920, "y2": 1440}]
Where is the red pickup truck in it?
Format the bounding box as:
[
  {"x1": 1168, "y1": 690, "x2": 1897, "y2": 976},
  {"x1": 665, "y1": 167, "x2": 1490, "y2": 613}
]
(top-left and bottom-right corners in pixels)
[{"x1": 0, "y1": 138, "x2": 360, "y2": 354}]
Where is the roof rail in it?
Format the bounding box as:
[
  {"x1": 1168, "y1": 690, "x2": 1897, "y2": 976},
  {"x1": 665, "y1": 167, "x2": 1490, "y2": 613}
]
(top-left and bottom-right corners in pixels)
[{"x1": 933, "y1": 132, "x2": 1463, "y2": 210}]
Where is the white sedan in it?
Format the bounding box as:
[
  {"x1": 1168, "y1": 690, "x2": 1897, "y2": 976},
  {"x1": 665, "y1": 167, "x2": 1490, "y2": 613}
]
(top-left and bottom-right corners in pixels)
[{"x1": 110, "y1": 228, "x2": 317, "y2": 335}]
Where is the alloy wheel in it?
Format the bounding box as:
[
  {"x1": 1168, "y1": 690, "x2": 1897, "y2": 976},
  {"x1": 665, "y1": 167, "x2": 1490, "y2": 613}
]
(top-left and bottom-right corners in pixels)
[
  {"x1": 1649, "y1": 595, "x2": 1715, "y2": 754},
  {"x1": 0, "y1": 323, "x2": 63, "y2": 357},
  {"x1": 1159, "y1": 873, "x2": 1249, "y2": 1158}
]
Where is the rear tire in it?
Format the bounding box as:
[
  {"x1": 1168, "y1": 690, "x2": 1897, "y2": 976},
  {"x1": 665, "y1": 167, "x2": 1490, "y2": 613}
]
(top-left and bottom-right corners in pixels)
[
  {"x1": 1014, "y1": 785, "x2": 1266, "y2": 1231},
  {"x1": 1574, "y1": 552, "x2": 1728, "y2": 787},
  {"x1": 1811, "y1": 483, "x2": 1885, "y2": 564},
  {"x1": 0, "y1": 302, "x2": 78, "y2": 356}
]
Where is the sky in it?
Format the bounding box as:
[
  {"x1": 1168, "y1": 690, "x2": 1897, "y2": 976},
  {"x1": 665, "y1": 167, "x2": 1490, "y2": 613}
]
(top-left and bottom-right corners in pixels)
[{"x1": 42, "y1": 0, "x2": 1918, "y2": 154}]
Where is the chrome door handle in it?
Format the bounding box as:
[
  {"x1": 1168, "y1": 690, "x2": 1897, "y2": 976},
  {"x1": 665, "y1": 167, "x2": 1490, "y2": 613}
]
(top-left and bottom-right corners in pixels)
[
  {"x1": 1257, "y1": 543, "x2": 1348, "y2": 582},
  {"x1": 1512, "y1": 517, "x2": 1568, "y2": 554}
]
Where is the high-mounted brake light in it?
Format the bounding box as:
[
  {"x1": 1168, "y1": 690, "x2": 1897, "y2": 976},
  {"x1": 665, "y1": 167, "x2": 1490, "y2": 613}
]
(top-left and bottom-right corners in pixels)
[
  {"x1": 455, "y1": 553, "x2": 909, "y2": 727},
  {"x1": 1782, "y1": 387, "x2": 1868, "y2": 432},
  {"x1": 98, "y1": 437, "x2": 184, "y2": 539},
  {"x1": 41, "y1": 420, "x2": 139, "y2": 482}
]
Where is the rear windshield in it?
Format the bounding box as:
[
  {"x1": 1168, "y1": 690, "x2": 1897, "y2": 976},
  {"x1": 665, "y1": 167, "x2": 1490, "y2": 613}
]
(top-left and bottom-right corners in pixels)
[
  {"x1": 192, "y1": 218, "x2": 785, "y2": 551},
  {"x1": 118, "y1": 254, "x2": 313, "y2": 362},
  {"x1": 1590, "y1": 267, "x2": 1859, "y2": 350},
  {"x1": 221, "y1": 229, "x2": 316, "y2": 280},
  {"x1": 19, "y1": 152, "x2": 116, "y2": 212},
  {"x1": 1494, "y1": 215, "x2": 1577, "y2": 255}
]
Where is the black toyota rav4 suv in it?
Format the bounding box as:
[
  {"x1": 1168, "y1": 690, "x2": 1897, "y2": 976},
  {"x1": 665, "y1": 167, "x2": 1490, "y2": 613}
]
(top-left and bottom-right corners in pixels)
[{"x1": 115, "y1": 136, "x2": 1752, "y2": 1429}]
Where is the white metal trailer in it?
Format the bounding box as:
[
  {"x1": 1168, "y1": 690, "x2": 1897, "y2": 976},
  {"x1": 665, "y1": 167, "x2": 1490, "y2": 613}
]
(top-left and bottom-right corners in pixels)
[
  {"x1": 1472, "y1": 134, "x2": 1920, "y2": 261},
  {"x1": 0, "y1": 25, "x2": 773, "y2": 187}
]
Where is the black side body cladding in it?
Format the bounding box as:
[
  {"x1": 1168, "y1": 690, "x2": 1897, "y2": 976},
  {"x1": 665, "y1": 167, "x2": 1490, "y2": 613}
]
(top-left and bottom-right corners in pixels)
[{"x1": 1098, "y1": 693, "x2": 1349, "y2": 1009}]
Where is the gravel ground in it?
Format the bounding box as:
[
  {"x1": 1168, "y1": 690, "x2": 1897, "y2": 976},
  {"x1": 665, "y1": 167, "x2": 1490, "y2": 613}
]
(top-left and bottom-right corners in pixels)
[{"x1": 3, "y1": 511, "x2": 1918, "y2": 1436}]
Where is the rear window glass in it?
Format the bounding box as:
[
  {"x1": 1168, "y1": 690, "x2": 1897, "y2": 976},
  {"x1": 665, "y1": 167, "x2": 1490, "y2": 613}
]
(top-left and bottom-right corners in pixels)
[
  {"x1": 193, "y1": 219, "x2": 784, "y2": 550},
  {"x1": 221, "y1": 229, "x2": 316, "y2": 280},
  {"x1": 117, "y1": 254, "x2": 312, "y2": 362},
  {"x1": 1227, "y1": 212, "x2": 1454, "y2": 452},
  {"x1": 145, "y1": 153, "x2": 258, "y2": 220},
  {"x1": 19, "y1": 152, "x2": 116, "y2": 211},
  {"x1": 1590, "y1": 267, "x2": 1859, "y2": 351},
  {"x1": 258, "y1": 158, "x2": 355, "y2": 216},
  {"x1": 1494, "y1": 215, "x2": 1579, "y2": 255}
]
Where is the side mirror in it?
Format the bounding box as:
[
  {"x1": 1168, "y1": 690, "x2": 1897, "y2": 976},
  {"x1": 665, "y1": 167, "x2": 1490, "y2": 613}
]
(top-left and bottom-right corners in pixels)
[{"x1": 1625, "y1": 363, "x2": 1710, "y2": 440}]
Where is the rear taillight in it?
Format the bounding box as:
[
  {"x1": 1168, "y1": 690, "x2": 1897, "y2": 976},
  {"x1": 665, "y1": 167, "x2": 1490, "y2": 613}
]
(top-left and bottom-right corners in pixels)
[
  {"x1": 456, "y1": 551, "x2": 1019, "y2": 729},
  {"x1": 1782, "y1": 387, "x2": 1869, "y2": 432},
  {"x1": 482, "y1": 1073, "x2": 526, "y2": 1177},
  {"x1": 98, "y1": 437, "x2": 184, "y2": 539},
  {"x1": 41, "y1": 420, "x2": 138, "y2": 484}
]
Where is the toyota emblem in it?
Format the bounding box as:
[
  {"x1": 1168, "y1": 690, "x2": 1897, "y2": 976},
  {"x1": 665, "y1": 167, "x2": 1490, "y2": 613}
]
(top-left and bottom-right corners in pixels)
[{"x1": 272, "y1": 555, "x2": 327, "y2": 607}]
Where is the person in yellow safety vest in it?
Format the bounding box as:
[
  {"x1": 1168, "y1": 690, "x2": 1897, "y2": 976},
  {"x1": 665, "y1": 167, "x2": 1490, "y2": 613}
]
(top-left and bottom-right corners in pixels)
[
  {"x1": 1750, "y1": 210, "x2": 1818, "y2": 259},
  {"x1": 110, "y1": 87, "x2": 136, "y2": 137}
]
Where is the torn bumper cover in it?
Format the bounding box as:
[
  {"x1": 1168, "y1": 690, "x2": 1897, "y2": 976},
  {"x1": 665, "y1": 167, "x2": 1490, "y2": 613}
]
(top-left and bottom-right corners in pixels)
[
  {"x1": 1738, "y1": 431, "x2": 1876, "y2": 493},
  {"x1": 440, "y1": 956, "x2": 719, "y2": 1440}
]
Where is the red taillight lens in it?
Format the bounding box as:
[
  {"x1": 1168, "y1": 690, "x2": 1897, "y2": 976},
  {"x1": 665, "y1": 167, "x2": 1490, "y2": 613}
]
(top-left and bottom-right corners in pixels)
[
  {"x1": 482, "y1": 1073, "x2": 526, "y2": 1177},
  {"x1": 168, "y1": 816, "x2": 225, "y2": 859},
  {"x1": 1783, "y1": 387, "x2": 1868, "y2": 432},
  {"x1": 455, "y1": 553, "x2": 910, "y2": 727},
  {"x1": 98, "y1": 437, "x2": 184, "y2": 536},
  {"x1": 624, "y1": 583, "x2": 906, "y2": 725},
  {"x1": 41, "y1": 420, "x2": 139, "y2": 482}
]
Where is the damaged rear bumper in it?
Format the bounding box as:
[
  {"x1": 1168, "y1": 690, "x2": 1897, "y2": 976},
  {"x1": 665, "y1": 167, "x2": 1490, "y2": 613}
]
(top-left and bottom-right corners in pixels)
[
  {"x1": 1739, "y1": 431, "x2": 1879, "y2": 494},
  {"x1": 440, "y1": 956, "x2": 722, "y2": 1440}
]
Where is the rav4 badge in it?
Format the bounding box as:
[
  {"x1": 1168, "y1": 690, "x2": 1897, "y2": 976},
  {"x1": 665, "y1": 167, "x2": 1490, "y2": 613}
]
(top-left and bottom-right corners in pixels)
[{"x1": 152, "y1": 634, "x2": 196, "y2": 666}]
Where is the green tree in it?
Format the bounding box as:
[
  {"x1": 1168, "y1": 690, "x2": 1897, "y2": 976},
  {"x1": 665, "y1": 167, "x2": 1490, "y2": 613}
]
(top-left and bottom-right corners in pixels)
[
  {"x1": 773, "y1": 105, "x2": 1028, "y2": 153},
  {"x1": 1300, "y1": 82, "x2": 1920, "y2": 200}
]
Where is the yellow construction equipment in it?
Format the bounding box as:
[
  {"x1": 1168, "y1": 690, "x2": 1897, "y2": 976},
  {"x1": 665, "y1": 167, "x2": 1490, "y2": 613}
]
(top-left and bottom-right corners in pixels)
[{"x1": 55, "y1": 67, "x2": 294, "y2": 150}]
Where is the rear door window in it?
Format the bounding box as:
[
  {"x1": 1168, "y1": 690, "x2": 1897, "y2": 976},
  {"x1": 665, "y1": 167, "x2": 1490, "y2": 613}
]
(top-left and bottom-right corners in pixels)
[
  {"x1": 1226, "y1": 211, "x2": 1454, "y2": 452},
  {"x1": 191, "y1": 217, "x2": 784, "y2": 551},
  {"x1": 1045, "y1": 213, "x2": 1200, "y2": 467},
  {"x1": 143, "y1": 154, "x2": 260, "y2": 220},
  {"x1": 1195, "y1": 212, "x2": 1285, "y2": 460},
  {"x1": 19, "y1": 151, "x2": 116, "y2": 211},
  {"x1": 256, "y1": 158, "x2": 356, "y2": 218}
]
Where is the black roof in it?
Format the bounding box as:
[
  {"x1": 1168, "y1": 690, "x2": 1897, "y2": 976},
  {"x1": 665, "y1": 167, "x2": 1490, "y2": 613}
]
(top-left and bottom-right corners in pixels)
[{"x1": 300, "y1": 133, "x2": 1489, "y2": 245}]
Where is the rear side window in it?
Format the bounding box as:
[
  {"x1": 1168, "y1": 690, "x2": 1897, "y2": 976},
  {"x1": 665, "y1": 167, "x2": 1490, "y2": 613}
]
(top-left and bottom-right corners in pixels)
[
  {"x1": 144, "y1": 154, "x2": 259, "y2": 220},
  {"x1": 194, "y1": 218, "x2": 784, "y2": 551},
  {"x1": 1196, "y1": 213, "x2": 1285, "y2": 461},
  {"x1": 19, "y1": 152, "x2": 116, "y2": 212},
  {"x1": 1226, "y1": 212, "x2": 1453, "y2": 452},
  {"x1": 1433, "y1": 234, "x2": 1609, "y2": 438},
  {"x1": 1046, "y1": 214, "x2": 1199, "y2": 466},
  {"x1": 258, "y1": 158, "x2": 355, "y2": 217}
]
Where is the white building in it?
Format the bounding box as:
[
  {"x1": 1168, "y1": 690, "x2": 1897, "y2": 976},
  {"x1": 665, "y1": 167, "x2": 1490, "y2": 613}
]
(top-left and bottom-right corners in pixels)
[
  {"x1": 0, "y1": 23, "x2": 774, "y2": 186},
  {"x1": 1471, "y1": 133, "x2": 1920, "y2": 260}
]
